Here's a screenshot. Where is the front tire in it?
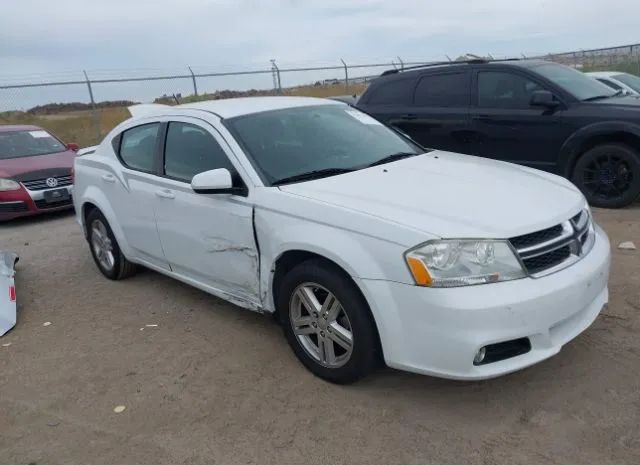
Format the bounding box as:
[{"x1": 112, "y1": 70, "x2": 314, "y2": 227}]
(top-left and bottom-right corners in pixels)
[
  {"x1": 278, "y1": 259, "x2": 380, "y2": 384},
  {"x1": 572, "y1": 143, "x2": 640, "y2": 208},
  {"x1": 86, "y1": 209, "x2": 136, "y2": 280}
]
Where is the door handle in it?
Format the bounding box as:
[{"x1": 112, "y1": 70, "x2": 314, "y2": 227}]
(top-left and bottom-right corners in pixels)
[
  {"x1": 101, "y1": 174, "x2": 116, "y2": 183},
  {"x1": 472, "y1": 114, "x2": 493, "y2": 121},
  {"x1": 401, "y1": 113, "x2": 418, "y2": 120},
  {"x1": 155, "y1": 189, "x2": 175, "y2": 199}
]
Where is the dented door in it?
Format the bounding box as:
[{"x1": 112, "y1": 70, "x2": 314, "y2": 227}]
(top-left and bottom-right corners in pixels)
[
  {"x1": 154, "y1": 177, "x2": 259, "y2": 304},
  {"x1": 152, "y1": 118, "x2": 259, "y2": 305}
]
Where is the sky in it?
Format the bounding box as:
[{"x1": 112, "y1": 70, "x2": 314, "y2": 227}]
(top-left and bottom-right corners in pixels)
[{"x1": 1, "y1": 0, "x2": 640, "y2": 108}]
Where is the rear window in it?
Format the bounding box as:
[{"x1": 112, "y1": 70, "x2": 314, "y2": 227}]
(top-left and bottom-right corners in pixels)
[
  {"x1": 118, "y1": 123, "x2": 160, "y2": 172},
  {"x1": 0, "y1": 130, "x2": 66, "y2": 160},
  {"x1": 413, "y1": 72, "x2": 470, "y2": 107},
  {"x1": 596, "y1": 78, "x2": 623, "y2": 91},
  {"x1": 613, "y1": 73, "x2": 640, "y2": 93},
  {"x1": 366, "y1": 78, "x2": 415, "y2": 105}
]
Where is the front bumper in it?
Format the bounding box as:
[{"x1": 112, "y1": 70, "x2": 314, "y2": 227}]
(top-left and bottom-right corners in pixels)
[
  {"x1": 0, "y1": 185, "x2": 73, "y2": 221},
  {"x1": 358, "y1": 225, "x2": 610, "y2": 380}
]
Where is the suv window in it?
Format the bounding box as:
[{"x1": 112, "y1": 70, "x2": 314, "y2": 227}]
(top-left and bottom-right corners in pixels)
[
  {"x1": 477, "y1": 71, "x2": 544, "y2": 109},
  {"x1": 367, "y1": 78, "x2": 415, "y2": 105},
  {"x1": 119, "y1": 123, "x2": 160, "y2": 172},
  {"x1": 414, "y1": 72, "x2": 470, "y2": 107},
  {"x1": 164, "y1": 122, "x2": 234, "y2": 182}
]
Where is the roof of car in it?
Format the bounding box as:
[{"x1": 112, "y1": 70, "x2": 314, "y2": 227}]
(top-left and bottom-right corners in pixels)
[
  {"x1": 585, "y1": 71, "x2": 622, "y2": 78},
  {"x1": 378, "y1": 59, "x2": 552, "y2": 79},
  {"x1": 180, "y1": 96, "x2": 342, "y2": 119},
  {"x1": 0, "y1": 124, "x2": 43, "y2": 133}
]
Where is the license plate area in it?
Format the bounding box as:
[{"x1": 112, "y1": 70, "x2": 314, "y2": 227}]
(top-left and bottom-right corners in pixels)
[{"x1": 43, "y1": 188, "x2": 70, "y2": 203}]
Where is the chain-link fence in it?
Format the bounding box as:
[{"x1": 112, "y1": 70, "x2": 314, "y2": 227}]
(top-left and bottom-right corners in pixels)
[
  {"x1": 0, "y1": 58, "x2": 428, "y2": 147},
  {"x1": 2, "y1": 45, "x2": 640, "y2": 147}
]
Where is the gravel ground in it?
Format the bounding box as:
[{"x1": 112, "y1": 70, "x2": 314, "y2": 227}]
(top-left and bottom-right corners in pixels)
[{"x1": 0, "y1": 207, "x2": 639, "y2": 465}]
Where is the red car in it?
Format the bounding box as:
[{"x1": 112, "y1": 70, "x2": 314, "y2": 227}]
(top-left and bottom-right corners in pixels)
[{"x1": 0, "y1": 125, "x2": 78, "y2": 221}]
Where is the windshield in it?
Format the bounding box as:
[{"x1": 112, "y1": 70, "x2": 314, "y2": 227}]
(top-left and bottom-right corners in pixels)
[
  {"x1": 533, "y1": 63, "x2": 617, "y2": 100},
  {"x1": 225, "y1": 105, "x2": 422, "y2": 185},
  {"x1": 614, "y1": 73, "x2": 640, "y2": 93},
  {"x1": 0, "y1": 129, "x2": 66, "y2": 160}
]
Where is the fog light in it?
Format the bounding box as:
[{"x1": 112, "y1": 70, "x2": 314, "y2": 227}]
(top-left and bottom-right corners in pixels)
[{"x1": 473, "y1": 347, "x2": 486, "y2": 365}]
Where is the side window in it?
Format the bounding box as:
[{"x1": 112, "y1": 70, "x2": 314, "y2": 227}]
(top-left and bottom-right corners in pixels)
[
  {"x1": 596, "y1": 78, "x2": 622, "y2": 91},
  {"x1": 477, "y1": 71, "x2": 545, "y2": 109},
  {"x1": 367, "y1": 78, "x2": 415, "y2": 105},
  {"x1": 164, "y1": 122, "x2": 234, "y2": 182},
  {"x1": 414, "y1": 72, "x2": 470, "y2": 107},
  {"x1": 119, "y1": 123, "x2": 160, "y2": 172}
]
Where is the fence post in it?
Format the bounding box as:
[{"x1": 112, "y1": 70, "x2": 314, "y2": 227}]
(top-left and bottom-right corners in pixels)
[
  {"x1": 188, "y1": 66, "x2": 198, "y2": 97},
  {"x1": 270, "y1": 59, "x2": 282, "y2": 93},
  {"x1": 83, "y1": 70, "x2": 101, "y2": 144},
  {"x1": 340, "y1": 59, "x2": 349, "y2": 94}
]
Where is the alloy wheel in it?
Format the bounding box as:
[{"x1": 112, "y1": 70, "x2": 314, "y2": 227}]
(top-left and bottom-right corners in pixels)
[
  {"x1": 582, "y1": 153, "x2": 633, "y2": 201},
  {"x1": 91, "y1": 219, "x2": 115, "y2": 271},
  {"x1": 289, "y1": 282, "x2": 354, "y2": 368}
]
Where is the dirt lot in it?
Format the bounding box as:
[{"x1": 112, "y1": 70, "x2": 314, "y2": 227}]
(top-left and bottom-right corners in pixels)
[{"x1": 1, "y1": 207, "x2": 639, "y2": 465}]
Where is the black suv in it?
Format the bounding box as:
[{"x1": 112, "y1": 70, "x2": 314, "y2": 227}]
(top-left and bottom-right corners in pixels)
[{"x1": 356, "y1": 59, "x2": 640, "y2": 208}]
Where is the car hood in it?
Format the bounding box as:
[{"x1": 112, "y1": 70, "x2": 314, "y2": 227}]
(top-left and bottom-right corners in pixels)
[
  {"x1": 0, "y1": 150, "x2": 76, "y2": 178},
  {"x1": 585, "y1": 94, "x2": 640, "y2": 107},
  {"x1": 278, "y1": 151, "x2": 585, "y2": 239}
]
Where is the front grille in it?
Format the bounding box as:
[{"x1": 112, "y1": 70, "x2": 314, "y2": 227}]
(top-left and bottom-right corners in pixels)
[
  {"x1": 510, "y1": 224, "x2": 564, "y2": 249},
  {"x1": 509, "y1": 209, "x2": 593, "y2": 276},
  {"x1": 22, "y1": 175, "x2": 73, "y2": 191},
  {"x1": 522, "y1": 245, "x2": 572, "y2": 274},
  {"x1": 0, "y1": 202, "x2": 29, "y2": 213},
  {"x1": 34, "y1": 198, "x2": 73, "y2": 209}
]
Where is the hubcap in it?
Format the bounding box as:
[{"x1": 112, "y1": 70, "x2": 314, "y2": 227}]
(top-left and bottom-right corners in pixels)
[
  {"x1": 583, "y1": 154, "x2": 632, "y2": 200},
  {"x1": 91, "y1": 219, "x2": 115, "y2": 271},
  {"x1": 289, "y1": 283, "x2": 354, "y2": 368}
]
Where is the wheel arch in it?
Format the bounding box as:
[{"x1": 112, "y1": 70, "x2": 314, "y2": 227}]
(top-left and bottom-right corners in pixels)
[
  {"x1": 559, "y1": 121, "x2": 640, "y2": 177},
  {"x1": 270, "y1": 248, "x2": 384, "y2": 358},
  {"x1": 77, "y1": 187, "x2": 132, "y2": 257}
]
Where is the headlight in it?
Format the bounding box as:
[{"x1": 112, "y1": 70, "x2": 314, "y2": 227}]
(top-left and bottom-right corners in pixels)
[
  {"x1": 0, "y1": 178, "x2": 20, "y2": 191},
  {"x1": 405, "y1": 239, "x2": 526, "y2": 287}
]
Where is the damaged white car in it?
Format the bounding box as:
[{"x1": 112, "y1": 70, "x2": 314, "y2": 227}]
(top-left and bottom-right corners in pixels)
[
  {"x1": 73, "y1": 97, "x2": 610, "y2": 383},
  {"x1": 0, "y1": 251, "x2": 18, "y2": 336}
]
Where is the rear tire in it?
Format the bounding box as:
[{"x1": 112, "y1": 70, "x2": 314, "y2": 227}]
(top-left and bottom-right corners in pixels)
[
  {"x1": 277, "y1": 259, "x2": 380, "y2": 384},
  {"x1": 86, "y1": 209, "x2": 136, "y2": 280},
  {"x1": 572, "y1": 143, "x2": 640, "y2": 208}
]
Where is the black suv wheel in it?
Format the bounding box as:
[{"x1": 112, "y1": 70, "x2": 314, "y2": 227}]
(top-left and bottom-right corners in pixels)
[{"x1": 572, "y1": 143, "x2": 640, "y2": 208}]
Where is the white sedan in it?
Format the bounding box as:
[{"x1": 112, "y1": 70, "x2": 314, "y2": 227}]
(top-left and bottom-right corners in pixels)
[
  {"x1": 73, "y1": 97, "x2": 610, "y2": 383},
  {"x1": 586, "y1": 71, "x2": 640, "y2": 95}
]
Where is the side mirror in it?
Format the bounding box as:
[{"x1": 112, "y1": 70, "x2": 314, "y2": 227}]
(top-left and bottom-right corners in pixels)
[
  {"x1": 66, "y1": 143, "x2": 79, "y2": 152},
  {"x1": 530, "y1": 90, "x2": 559, "y2": 108},
  {"x1": 191, "y1": 168, "x2": 246, "y2": 195}
]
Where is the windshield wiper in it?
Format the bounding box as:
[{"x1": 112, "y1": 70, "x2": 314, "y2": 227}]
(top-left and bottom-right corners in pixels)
[
  {"x1": 366, "y1": 151, "x2": 419, "y2": 168},
  {"x1": 272, "y1": 167, "x2": 355, "y2": 186}
]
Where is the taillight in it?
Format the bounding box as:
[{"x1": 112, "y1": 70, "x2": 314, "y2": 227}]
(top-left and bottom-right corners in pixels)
[{"x1": 9, "y1": 285, "x2": 16, "y2": 302}]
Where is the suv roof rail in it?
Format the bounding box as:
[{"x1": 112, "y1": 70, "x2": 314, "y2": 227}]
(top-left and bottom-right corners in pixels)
[{"x1": 380, "y1": 57, "x2": 522, "y2": 76}]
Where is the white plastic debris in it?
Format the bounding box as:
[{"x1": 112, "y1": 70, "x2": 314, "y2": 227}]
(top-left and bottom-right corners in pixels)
[
  {"x1": 42, "y1": 321, "x2": 52, "y2": 327},
  {"x1": 145, "y1": 324, "x2": 158, "y2": 327},
  {"x1": 2, "y1": 342, "x2": 11, "y2": 347},
  {"x1": 113, "y1": 405, "x2": 126, "y2": 413},
  {"x1": 618, "y1": 241, "x2": 636, "y2": 250},
  {"x1": 0, "y1": 252, "x2": 18, "y2": 337}
]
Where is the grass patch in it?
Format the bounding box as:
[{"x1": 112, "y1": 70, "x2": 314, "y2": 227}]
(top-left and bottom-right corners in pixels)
[{"x1": 0, "y1": 83, "x2": 368, "y2": 147}]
